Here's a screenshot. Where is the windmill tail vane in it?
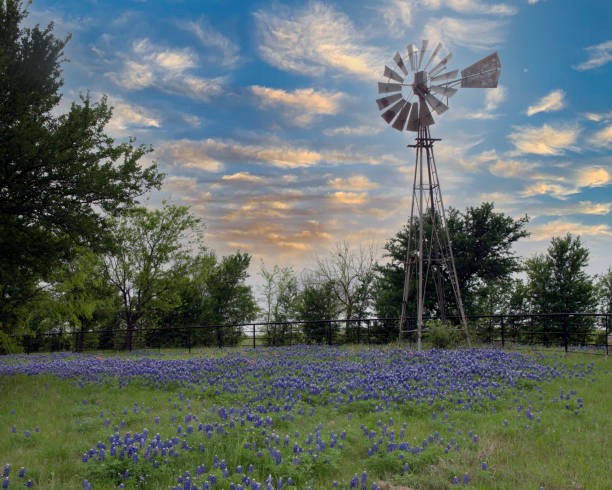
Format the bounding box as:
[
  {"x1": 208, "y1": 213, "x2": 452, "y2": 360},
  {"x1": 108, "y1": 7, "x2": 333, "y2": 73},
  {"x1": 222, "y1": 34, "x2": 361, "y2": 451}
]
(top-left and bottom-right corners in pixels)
[{"x1": 376, "y1": 40, "x2": 501, "y2": 350}]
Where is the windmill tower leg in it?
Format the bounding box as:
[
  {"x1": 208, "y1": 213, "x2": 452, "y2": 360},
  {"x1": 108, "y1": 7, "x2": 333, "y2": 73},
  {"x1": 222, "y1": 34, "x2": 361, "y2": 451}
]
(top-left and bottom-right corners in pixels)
[{"x1": 398, "y1": 125, "x2": 471, "y2": 350}]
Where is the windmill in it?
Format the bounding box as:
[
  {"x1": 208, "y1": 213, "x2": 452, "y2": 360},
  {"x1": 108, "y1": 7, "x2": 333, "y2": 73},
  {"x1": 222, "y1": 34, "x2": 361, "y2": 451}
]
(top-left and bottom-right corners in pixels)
[{"x1": 376, "y1": 40, "x2": 501, "y2": 350}]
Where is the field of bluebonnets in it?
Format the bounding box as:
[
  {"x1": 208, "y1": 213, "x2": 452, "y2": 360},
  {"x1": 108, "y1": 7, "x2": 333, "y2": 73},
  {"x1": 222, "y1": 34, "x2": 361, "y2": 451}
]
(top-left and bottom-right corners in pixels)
[{"x1": 1, "y1": 346, "x2": 610, "y2": 489}]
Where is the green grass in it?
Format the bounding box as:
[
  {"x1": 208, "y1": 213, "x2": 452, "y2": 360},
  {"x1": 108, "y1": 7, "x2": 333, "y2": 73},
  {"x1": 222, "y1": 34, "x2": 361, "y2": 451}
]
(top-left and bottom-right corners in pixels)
[{"x1": 0, "y1": 347, "x2": 610, "y2": 489}]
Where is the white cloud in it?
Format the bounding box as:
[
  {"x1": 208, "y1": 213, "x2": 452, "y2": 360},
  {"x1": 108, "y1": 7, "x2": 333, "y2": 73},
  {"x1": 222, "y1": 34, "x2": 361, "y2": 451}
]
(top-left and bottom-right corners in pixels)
[
  {"x1": 529, "y1": 219, "x2": 612, "y2": 240},
  {"x1": 489, "y1": 158, "x2": 535, "y2": 177},
  {"x1": 323, "y1": 125, "x2": 383, "y2": 136},
  {"x1": 156, "y1": 138, "x2": 385, "y2": 171},
  {"x1": 181, "y1": 16, "x2": 240, "y2": 68},
  {"x1": 380, "y1": 0, "x2": 515, "y2": 34},
  {"x1": 538, "y1": 201, "x2": 612, "y2": 217},
  {"x1": 163, "y1": 177, "x2": 198, "y2": 194},
  {"x1": 527, "y1": 89, "x2": 566, "y2": 117},
  {"x1": 254, "y1": 2, "x2": 384, "y2": 80},
  {"x1": 330, "y1": 191, "x2": 370, "y2": 205},
  {"x1": 328, "y1": 175, "x2": 379, "y2": 191},
  {"x1": 520, "y1": 182, "x2": 577, "y2": 200},
  {"x1": 105, "y1": 96, "x2": 161, "y2": 133},
  {"x1": 250, "y1": 86, "x2": 345, "y2": 126},
  {"x1": 575, "y1": 167, "x2": 611, "y2": 188},
  {"x1": 422, "y1": 17, "x2": 506, "y2": 51},
  {"x1": 589, "y1": 125, "x2": 612, "y2": 148},
  {"x1": 461, "y1": 85, "x2": 507, "y2": 119},
  {"x1": 107, "y1": 39, "x2": 224, "y2": 101},
  {"x1": 573, "y1": 40, "x2": 612, "y2": 71},
  {"x1": 221, "y1": 172, "x2": 266, "y2": 183},
  {"x1": 508, "y1": 124, "x2": 580, "y2": 156}
]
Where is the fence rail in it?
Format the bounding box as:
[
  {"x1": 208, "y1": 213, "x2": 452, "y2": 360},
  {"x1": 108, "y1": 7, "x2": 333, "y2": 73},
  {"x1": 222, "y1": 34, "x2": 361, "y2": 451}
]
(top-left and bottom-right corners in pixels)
[{"x1": 7, "y1": 312, "x2": 611, "y2": 356}]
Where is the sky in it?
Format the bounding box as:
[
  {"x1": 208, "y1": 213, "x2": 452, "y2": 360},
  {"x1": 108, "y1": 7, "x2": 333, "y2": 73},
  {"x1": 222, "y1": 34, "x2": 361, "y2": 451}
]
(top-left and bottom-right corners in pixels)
[{"x1": 26, "y1": 0, "x2": 612, "y2": 279}]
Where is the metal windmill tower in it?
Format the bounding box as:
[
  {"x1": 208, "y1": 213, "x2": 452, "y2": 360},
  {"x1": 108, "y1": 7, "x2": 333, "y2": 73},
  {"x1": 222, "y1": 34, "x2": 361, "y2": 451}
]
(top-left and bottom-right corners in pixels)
[{"x1": 376, "y1": 40, "x2": 501, "y2": 350}]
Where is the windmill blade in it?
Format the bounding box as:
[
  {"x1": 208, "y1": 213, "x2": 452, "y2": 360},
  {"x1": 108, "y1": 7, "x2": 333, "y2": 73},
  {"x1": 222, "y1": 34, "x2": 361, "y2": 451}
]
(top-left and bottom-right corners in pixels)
[
  {"x1": 407, "y1": 101, "x2": 420, "y2": 131},
  {"x1": 378, "y1": 82, "x2": 402, "y2": 94},
  {"x1": 393, "y1": 51, "x2": 409, "y2": 76},
  {"x1": 429, "y1": 52, "x2": 453, "y2": 78},
  {"x1": 392, "y1": 102, "x2": 412, "y2": 131},
  {"x1": 417, "y1": 39, "x2": 429, "y2": 70},
  {"x1": 430, "y1": 69, "x2": 459, "y2": 82},
  {"x1": 376, "y1": 93, "x2": 403, "y2": 110},
  {"x1": 419, "y1": 98, "x2": 435, "y2": 126},
  {"x1": 384, "y1": 65, "x2": 404, "y2": 83},
  {"x1": 381, "y1": 99, "x2": 407, "y2": 124},
  {"x1": 423, "y1": 41, "x2": 442, "y2": 71},
  {"x1": 407, "y1": 43, "x2": 418, "y2": 72},
  {"x1": 430, "y1": 85, "x2": 458, "y2": 98},
  {"x1": 425, "y1": 93, "x2": 448, "y2": 115},
  {"x1": 460, "y1": 52, "x2": 501, "y2": 88}
]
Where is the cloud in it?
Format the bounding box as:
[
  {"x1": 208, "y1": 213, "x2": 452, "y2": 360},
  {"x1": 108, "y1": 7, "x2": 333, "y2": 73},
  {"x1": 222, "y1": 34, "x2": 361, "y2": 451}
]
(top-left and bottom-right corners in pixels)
[
  {"x1": 508, "y1": 124, "x2": 580, "y2": 156},
  {"x1": 489, "y1": 158, "x2": 535, "y2": 177},
  {"x1": 181, "y1": 16, "x2": 240, "y2": 68},
  {"x1": 422, "y1": 17, "x2": 506, "y2": 51},
  {"x1": 221, "y1": 172, "x2": 266, "y2": 183},
  {"x1": 520, "y1": 182, "x2": 577, "y2": 200},
  {"x1": 589, "y1": 125, "x2": 612, "y2": 148},
  {"x1": 575, "y1": 167, "x2": 611, "y2": 188},
  {"x1": 328, "y1": 176, "x2": 379, "y2": 191},
  {"x1": 105, "y1": 96, "x2": 161, "y2": 133},
  {"x1": 584, "y1": 110, "x2": 612, "y2": 122},
  {"x1": 162, "y1": 177, "x2": 198, "y2": 194},
  {"x1": 424, "y1": 0, "x2": 516, "y2": 14},
  {"x1": 380, "y1": 0, "x2": 515, "y2": 33},
  {"x1": 254, "y1": 2, "x2": 384, "y2": 80},
  {"x1": 330, "y1": 192, "x2": 370, "y2": 205},
  {"x1": 461, "y1": 85, "x2": 507, "y2": 120},
  {"x1": 527, "y1": 89, "x2": 566, "y2": 116},
  {"x1": 537, "y1": 201, "x2": 612, "y2": 217},
  {"x1": 573, "y1": 40, "x2": 612, "y2": 71},
  {"x1": 107, "y1": 39, "x2": 224, "y2": 101},
  {"x1": 529, "y1": 219, "x2": 612, "y2": 240},
  {"x1": 250, "y1": 86, "x2": 345, "y2": 126},
  {"x1": 323, "y1": 125, "x2": 383, "y2": 136},
  {"x1": 156, "y1": 138, "x2": 384, "y2": 171}
]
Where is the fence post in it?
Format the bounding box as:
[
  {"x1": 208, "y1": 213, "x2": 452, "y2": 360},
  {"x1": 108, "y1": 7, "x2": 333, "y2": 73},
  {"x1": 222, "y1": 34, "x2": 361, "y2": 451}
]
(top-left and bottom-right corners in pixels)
[
  {"x1": 188, "y1": 325, "x2": 192, "y2": 354},
  {"x1": 367, "y1": 320, "x2": 371, "y2": 345},
  {"x1": 252, "y1": 324, "x2": 256, "y2": 349},
  {"x1": 606, "y1": 315, "x2": 609, "y2": 356},
  {"x1": 500, "y1": 316, "x2": 505, "y2": 348},
  {"x1": 563, "y1": 314, "x2": 568, "y2": 353},
  {"x1": 327, "y1": 321, "x2": 332, "y2": 345}
]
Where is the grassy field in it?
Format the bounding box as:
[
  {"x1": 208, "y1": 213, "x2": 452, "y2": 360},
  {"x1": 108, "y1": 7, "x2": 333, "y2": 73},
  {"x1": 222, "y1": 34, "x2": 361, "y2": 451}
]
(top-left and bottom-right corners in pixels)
[{"x1": 0, "y1": 346, "x2": 610, "y2": 489}]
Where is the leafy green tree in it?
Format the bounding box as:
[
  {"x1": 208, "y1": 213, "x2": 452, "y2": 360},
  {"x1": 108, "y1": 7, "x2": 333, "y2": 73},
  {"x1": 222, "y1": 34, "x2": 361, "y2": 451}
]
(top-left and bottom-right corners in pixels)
[
  {"x1": 0, "y1": 0, "x2": 163, "y2": 332},
  {"x1": 375, "y1": 202, "x2": 529, "y2": 320},
  {"x1": 158, "y1": 251, "x2": 258, "y2": 347},
  {"x1": 102, "y1": 204, "x2": 199, "y2": 350},
  {"x1": 47, "y1": 247, "x2": 114, "y2": 351},
  {"x1": 595, "y1": 267, "x2": 612, "y2": 315},
  {"x1": 521, "y1": 233, "x2": 597, "y2": 343},
  {"x1": 295, "y1": 276, "x2": 338, "y2": 344}
]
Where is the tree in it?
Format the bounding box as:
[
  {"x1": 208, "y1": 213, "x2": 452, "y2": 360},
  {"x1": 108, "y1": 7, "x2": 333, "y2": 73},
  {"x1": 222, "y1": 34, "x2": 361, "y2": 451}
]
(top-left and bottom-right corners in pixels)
[
  {"x1": 375, "y1": 202, "x2": 529, "y2": 319},
  {"x1": 258, "y1": 263, "x2": 299, "y2": 344},
  {"x1": 47, "y1": 247, "x2": 114, "y2": 351},
  {"x1": 295, "y1": 274, "x2": 338, "y2": 344},
  {"x1": 102, "y1": 204, "x2": 199, "y2": 350},
  {"x1": 595, "y1": 267, "x2": 612, "y2": 315},
  {"x1": 521, "y1": 233, "x2": 597, "y2": 343},
  {"x1": 315, "y1": 241, "x2": 376, "y2": 339},
  {"x1": 0, "y1": 0, "x2": 163, "y2": 331}
]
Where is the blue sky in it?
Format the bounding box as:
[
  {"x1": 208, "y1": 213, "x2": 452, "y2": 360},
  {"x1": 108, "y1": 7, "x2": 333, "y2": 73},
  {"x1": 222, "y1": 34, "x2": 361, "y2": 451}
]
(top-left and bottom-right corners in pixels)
[{"x1": 28, "y1": 0, "x2": 612, "y2": 276}]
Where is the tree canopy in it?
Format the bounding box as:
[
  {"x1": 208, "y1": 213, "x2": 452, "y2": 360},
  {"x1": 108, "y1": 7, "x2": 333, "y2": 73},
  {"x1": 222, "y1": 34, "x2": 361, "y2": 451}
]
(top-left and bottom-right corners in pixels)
[{"x1": 0, "y1": 0, "x2": 163, "y2": 331}]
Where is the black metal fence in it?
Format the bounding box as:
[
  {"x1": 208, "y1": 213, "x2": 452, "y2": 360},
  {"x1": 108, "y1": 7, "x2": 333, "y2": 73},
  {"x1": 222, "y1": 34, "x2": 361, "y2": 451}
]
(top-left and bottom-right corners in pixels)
[{"x1": 8, "y1": 312, "x2": 611, "y2": 355}]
